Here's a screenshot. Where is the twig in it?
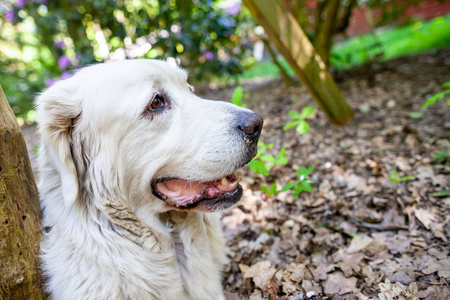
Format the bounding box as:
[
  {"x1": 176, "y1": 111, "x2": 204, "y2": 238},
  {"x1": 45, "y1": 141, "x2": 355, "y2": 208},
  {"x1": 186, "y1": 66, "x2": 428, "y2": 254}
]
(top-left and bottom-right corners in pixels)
[
  {"x1": 349, "y1": 217, "x2": 408, "y2": 231},
  {"x1": 313, "y1": 218, "x2": 356, "y2": 238}
]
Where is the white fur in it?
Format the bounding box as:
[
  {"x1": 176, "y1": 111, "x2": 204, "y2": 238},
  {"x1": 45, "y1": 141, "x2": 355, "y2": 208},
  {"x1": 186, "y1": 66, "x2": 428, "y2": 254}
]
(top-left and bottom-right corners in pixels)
[{"x1": 36, "y1": 60, "x2": 255, "y2": 299}]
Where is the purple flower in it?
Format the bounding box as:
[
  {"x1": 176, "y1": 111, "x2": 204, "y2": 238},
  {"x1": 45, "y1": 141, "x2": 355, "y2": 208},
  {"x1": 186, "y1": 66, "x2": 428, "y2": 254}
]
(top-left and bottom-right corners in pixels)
[
  {"x1": 15, "y1": 0, "x2": 27, "y2": 9},
  {"x1": 204, "y1": 51, "x2": 214, "y2": 61},
  {"x1": 45, "y1": 78, "x2": 57, "y2": 88},
  {"x1": 75, "y1": 53, "x2": 82, "y2": 61},
  {"x1": 60, "y1": 72, "x2": 72, "y2": 80},
  {"x1": 54, "y1": 40, "x2": 65, "y2": 49},
  {"x1": 227, "y1": 4, "x2": 241, "y2": 16},
  {"x1": 5, "y1": 11, "x2": 15, "y2": 23},
  {"x1": 58, "y1": 55, "x2": 71, "y2": 70}
]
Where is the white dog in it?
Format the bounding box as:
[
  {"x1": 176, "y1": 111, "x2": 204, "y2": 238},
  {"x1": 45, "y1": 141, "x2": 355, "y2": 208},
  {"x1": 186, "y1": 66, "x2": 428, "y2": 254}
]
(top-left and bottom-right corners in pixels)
[{"x1": 35, "y1": 59, "x2": 262, "y2": 299}]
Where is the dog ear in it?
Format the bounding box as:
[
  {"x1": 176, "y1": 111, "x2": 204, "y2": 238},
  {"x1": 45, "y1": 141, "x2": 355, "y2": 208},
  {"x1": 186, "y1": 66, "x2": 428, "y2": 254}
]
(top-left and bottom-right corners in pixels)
[{"x1": 36, "y1": 80, "x2": 82, "y2": 206}]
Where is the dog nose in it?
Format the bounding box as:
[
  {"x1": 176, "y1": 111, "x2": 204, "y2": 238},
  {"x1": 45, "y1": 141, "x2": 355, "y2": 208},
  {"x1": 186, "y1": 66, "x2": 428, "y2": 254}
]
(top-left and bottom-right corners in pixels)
[{"x1": 237, "y1": 112, "x2": 263, "y2": 139}]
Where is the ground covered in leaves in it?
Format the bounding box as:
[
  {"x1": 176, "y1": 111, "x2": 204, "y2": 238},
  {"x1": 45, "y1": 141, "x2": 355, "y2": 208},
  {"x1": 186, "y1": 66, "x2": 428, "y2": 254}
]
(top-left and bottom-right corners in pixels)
[
  {"x1": 22, "y1": 49, "x2": 449, "y2": 300},
  {"x1": 199, "y1": 49, "x2": 450, "y2": 299}
]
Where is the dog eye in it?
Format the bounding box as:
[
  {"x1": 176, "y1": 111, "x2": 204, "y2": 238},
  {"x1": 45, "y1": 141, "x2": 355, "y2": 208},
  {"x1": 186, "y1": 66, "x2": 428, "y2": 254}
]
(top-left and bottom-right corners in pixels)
[{"x1": 149, "y1": 94, "x2": 164, "y2": 111}]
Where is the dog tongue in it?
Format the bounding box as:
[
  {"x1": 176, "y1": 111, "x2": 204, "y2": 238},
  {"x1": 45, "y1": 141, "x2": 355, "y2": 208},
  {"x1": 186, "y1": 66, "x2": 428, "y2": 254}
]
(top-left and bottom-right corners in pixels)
[{"x1": 155, "y1": 174, "x2": 238, "y2": 207}]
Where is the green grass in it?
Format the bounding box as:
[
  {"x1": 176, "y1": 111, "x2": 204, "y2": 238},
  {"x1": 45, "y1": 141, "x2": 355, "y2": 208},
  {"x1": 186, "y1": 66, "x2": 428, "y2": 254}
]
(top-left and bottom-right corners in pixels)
[{"x1": 236, "y1": 14, "x2": 450, "y2": 80}]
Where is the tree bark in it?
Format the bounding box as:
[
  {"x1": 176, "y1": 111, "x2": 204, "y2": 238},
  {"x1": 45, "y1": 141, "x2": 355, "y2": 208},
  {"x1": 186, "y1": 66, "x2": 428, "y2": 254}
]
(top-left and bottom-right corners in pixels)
[
  {"x1": 313, "y1": 0, "x2": 341, "y2": 67},
  {"x1": 243, "y1": 0, "x2": 353, "y2": 125},
  {"x1": 0, "y1": 85, "x2": 46, "y2": 299}
]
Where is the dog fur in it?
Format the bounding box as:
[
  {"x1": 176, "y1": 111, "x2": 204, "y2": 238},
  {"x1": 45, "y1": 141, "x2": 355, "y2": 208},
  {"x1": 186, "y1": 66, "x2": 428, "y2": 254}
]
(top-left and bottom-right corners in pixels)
[{"x1": 36, "y1": 59, "x2": 261, "y2": 299}]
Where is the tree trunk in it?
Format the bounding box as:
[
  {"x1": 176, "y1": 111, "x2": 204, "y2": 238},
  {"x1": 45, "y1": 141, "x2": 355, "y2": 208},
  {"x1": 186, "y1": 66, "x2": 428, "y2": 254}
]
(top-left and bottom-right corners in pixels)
[
  {"x1": 313, "y1": 0, "x2": 341, "y2": 67},
  {"x1": 243, "y1": 0, "x2": 353, "y2": 125},
  {"x1": 0, "y1": 85, "x2": 46, "y2": 299}
]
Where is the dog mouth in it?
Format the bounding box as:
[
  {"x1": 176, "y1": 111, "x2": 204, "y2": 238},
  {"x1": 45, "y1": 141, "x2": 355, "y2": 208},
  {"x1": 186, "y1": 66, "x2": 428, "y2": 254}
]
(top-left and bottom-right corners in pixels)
[{"x1": 151, "y1": 173, "x2": 243, "y2": 211}]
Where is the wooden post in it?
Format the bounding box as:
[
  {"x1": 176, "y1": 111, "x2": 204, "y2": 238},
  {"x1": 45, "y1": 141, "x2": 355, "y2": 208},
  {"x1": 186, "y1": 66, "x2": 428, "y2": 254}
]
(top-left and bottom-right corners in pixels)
[
  {"x1": 0, "y1": 85, "x2": 46, "y2": 299},
  {"x1": 243, "y1": 0, "x2": 354, "y2": 125}
]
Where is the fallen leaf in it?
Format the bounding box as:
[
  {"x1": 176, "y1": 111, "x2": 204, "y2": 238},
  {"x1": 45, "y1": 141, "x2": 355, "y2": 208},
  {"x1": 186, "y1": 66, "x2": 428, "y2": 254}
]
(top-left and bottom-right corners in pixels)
[
  {"x1": 243, "y1": 261, "x2": 278, "y2": 290},
  {"x1": 347, "y1": 235, "x2": 386, "y2": 255},
  {"x1": 378, "y1": 280, "x2": 418, "y2": 300},
  {"x1": 413, "y1": 207, "x2": 436, "y2": 230},
  {"x1": 420, "y1": 255, "x2": 441, "y2": 275},
  {"x1": 323, "y1": 272, "x2": 358, "y2": 295}
]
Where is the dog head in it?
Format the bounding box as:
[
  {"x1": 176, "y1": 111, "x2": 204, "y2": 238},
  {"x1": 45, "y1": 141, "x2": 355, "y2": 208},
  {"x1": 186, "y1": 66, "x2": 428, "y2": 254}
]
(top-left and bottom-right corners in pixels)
[{"x1": 36, "y1": 59, "x2": 262, "y2": 214}]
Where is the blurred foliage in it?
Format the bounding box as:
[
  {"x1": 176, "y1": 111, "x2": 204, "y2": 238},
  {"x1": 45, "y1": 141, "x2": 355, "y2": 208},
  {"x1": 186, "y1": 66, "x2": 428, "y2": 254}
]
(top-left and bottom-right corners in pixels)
[
  {"x1": 331, "y1": 15, "x2": 450, "y2": 68},
  {"x1": 237, "y1": 15, "x2": 450, "y2": 81},
  {"x1": 0, "y1": 0, "x2": 256, "y2": 119},
  {"x1": 286, "y1": 0, "x2": 444, "y2": 65}
]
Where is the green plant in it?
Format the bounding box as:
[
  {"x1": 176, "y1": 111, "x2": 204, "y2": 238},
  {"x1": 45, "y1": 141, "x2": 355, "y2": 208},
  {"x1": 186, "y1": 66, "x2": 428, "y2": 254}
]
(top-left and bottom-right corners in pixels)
[
  {"x1": 423, "y1": 81, "x2": 450, "y2": 109},
  {"x1": 283, "y1": 106, "x2": 317, "y2": 135},
  {"x1": 434, "y1": 145, "x2": 450, "y2": 163},
  {"x1": 260, "y1": 183, "x2": 279, "y2": 195},
  {"x1": 230, "y1": 86, "x2": 247, "y2": 108},
  {"x1": 280, "y1": 166, "x2": 315, "y2": 197},
  {"x1": 389, "y1": 170, "x2": 414, "y2": 184},
  {"x1": 232, "y1": 87, "x2": 315, "y2": 197},
  {"x1": 409, "y1": 81, "x2": 450, "y2": 119},
  {"x1": 248, "y1": 141, "x2": 288, "y2": 176},
  {"x1": 261, "y1": 165, "x2": 315, "y2": 197}
]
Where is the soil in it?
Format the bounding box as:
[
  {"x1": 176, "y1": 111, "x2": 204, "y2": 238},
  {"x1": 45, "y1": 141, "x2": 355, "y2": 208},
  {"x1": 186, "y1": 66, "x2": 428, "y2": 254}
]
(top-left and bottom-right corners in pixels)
[{"x1": 22, "y1": 48, "x2": 450, "y2": 300}]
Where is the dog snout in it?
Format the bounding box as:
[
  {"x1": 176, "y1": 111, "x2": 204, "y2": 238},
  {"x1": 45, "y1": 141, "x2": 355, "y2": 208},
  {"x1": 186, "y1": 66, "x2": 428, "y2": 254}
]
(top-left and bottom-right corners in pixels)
[{"x1": 237, "y1": 112, "x2": 263, "y2": 140}]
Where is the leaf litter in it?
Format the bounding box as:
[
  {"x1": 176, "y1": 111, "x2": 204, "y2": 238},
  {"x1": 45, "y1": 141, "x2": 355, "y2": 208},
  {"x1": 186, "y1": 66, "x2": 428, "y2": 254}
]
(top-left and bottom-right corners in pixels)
[
  {"x1": 22, "y1": 49, "x2": 450, "y2": 299},
  {"x1": 205, "y1": 49, "x2": 450, "y2": 299}
]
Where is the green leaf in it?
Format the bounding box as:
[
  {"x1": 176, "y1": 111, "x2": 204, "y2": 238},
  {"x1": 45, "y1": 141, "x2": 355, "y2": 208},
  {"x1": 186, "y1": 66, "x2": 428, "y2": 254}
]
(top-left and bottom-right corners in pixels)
[
  {"x1": 297, "y1": 165, "x2": 314, "y2": 179},
  {"x1": 260, "y1": 185, "x2": 270, "y2": 194},
  {"x1": 299, "y1": 106, "x2": 317, "y2": 119},
  {"x1": 283, "y1": 121, "x2": 298, "y2": 131},
  {"x1": 398, "y1": 175, "x2": 414, "y2": 182},
  {"x1": 248, "y1": 159, "x2": 269, "y2": 176},
  {"x1": 302, "y1": 181, "x2": 314, "y2": 193},
  {"x1": 276, "y1": 157, "x2": 289, "y2": 165},
  {"x1": 408, "y1": 112, "x2": 423, "y2": 119},
  {"x1": 296, "y1": 120, "x2": 309, "y2": 135},
  {"x1": 431, "y1": 189, "x2": 450, "y2": 197},
  {"x1": 297, "y1": 167, "x2": 308, "y2": 178},
  {"x1": 270, "y1": 183, "x2": 278, "y2": 194},
  {"x1": 261, "y1": 183, "x2": 279, "y2": 195},
  {"x1": 281, "y1": 181, "x2": 298, "y2": 192},
  {"x1": 442, "y1": 81, "x2": 450, "y2": 88},
  {"x1": 260, "y1": 154, "x2": 275, "y2": 162},
  {"x1": 390, "y1": 170, "x2": 397, "y2": 178},
  {"x1": 434, "y1": 146, "x2": 450, "y2": 162},
  {"x1": 422, "y1": 90, "x2": 450, "y2": 109},
  {"x1": 292, "y1": 186, "x2": 304, "y2": 197},
  {"x1": 288, "y1": 110, "x2": 300, "y2": 119},
  {"x1": 231, "y1": 86, "x2": 245, "y2": 107}
]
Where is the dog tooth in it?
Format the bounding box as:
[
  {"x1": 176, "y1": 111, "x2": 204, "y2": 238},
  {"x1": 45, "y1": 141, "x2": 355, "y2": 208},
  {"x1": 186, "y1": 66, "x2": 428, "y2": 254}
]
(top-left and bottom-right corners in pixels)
[
  {"x1": 229, "y1": 181, "x2": 238, "y2": 188},
  {"x1": 221, "y1": 177, "x2": 228, "y2": 186}
]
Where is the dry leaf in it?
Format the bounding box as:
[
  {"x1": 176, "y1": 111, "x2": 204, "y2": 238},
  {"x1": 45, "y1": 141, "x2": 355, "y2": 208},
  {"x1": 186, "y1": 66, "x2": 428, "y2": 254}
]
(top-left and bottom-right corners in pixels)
[
  {"x1": 378, "y1": 280, "x2": 418, "y2": 300},
  {"x1": 323, "y1": 272, "x2": 358, "y2": 295},
  {"x1": 413, "y1": 207, "x2": 436, "y2": 230},
  {"x1": 243, "y1": 261, "x2": 278, "y2": 290}
]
